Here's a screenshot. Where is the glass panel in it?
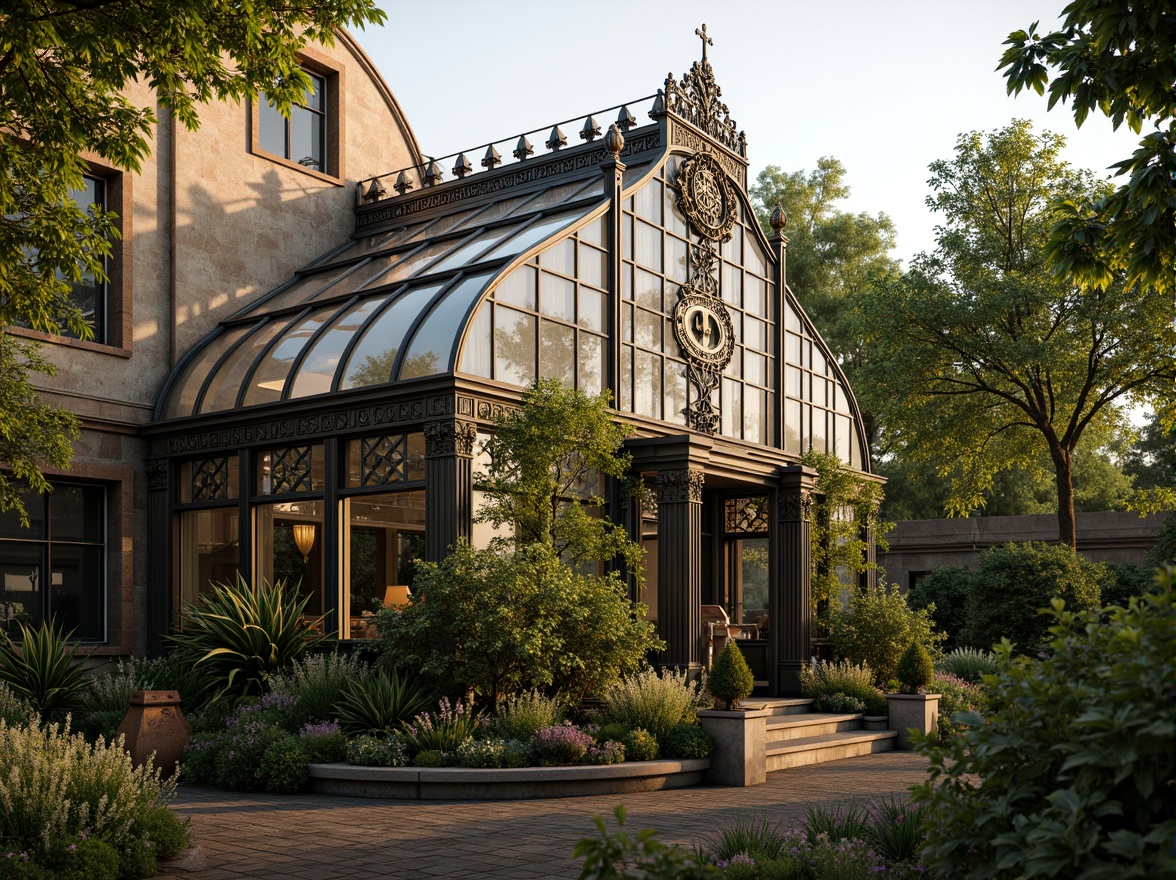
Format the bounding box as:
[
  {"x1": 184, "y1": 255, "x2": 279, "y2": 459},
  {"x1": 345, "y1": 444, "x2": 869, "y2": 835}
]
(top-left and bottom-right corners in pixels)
[
  {"x1": 635, "y1": 220, "x2": 661, "y2": 271},
  {"x1": 740, "y1": 538, "x2": 769, "y2": 626},
  {"x1": 785, "y1": 302, "x2": 802, "y2": 332},
  {"x1": 1, "y1": 545, "x2": 45, "y2": 633},
  {"x1": 448, "y1": 194, "x2": 536, "y2": 232},
  {"x1": 258, "y1": 445, "x2": 324, "y2": 495},
  {"x1": 745, "y1": 275, "x2": 766, "y2": 318},
  {"x1": 622, "y1": 162, "x2": 650, "y2": 187},
  {"x1": 242, "y1": 266, "x2": 351, "y2": 315},
  {"x1": 835, "y1": 415, "x2": 851, "y2": 463},
  {"x1": 619, "y1": 345, "x2": 633, "y2": 411},
  {"x1": 787, "y1": 366, "x2": 802, "y2": 397},
  {"x1": 667, "y1": 236, "x2": 687, "y2": 284},
  {"x1": 0, "y1": 486, "x2": 46, "y2": 539},
  {"x1": 634, "y1": 350, "x2": 661, "y2": 418},
  {"x1": 399, "y1": 272, "x2": 494, "y2": 379},
  {"x1": 369, "y1": 240, "x2": 460, "y2": 286},
  {"x1": 316, "y1": 255, "x2": 411, "y2": 299},
  {"x1": 50, "y1": 544, "x2": 103, "y2": 640},
  {"x1": 494, "y1": 306, "x2": 536, "y2": 387},
  {"x1": 634, "y1": 307, "x2": 660, "y2": 350},
  {"x1": 458, "y1": 300, "x2": 492, "y2": 377},
  {"x1": 813, "y1": 346, "x2": 828, "y2": 376},
  {"x1": 665, "y1": 184, "x2": 688, "y2": 237},
  {"x1": 634, "y1": 179, "x2": 663, "y2": 225},
  {"x1": 180, "y1": 457, "x2": 239, "y2": 503},
  {"x1": 200, "y1": 317, "x2": 295, "y2": 413},
  {"x1": 785, "y1": 398, "x2": 801, "y2": 453},
  {"x1": 254, "y1": 500, "x2": 323, "y2": 615},
  {"x1": 622, "y1": 263, "x2": 632, "y2": 300},
  {"x1": 495, "y1": 265, "x2": 536, "y2": 310},
  {"x1": 177, "y1": 507, "x2": 239, "y2": 612},
  {"x1": 835, "y1": 383, "x2": 849, "y2": 413},
  {"x1": 341, "y1": 283, "x2": 445, "y2": 389},
  {"x1": 539, "y1": 239, "x2": 575, "y2": 275},
  {"x1": 305, "y1": 73, "x2": 325, "y2": 111},
  {"x1": 50, "y1": 485, "x2": 103, "y2": 543},
  {"x1": 578, "y1": 288, "x2": 605, "y2": 332},
  {"x1": 578, "y1": 214, "x2": 604, "y2": 248},
  {"x1": 622, "y1": 215, "x2": 632, "y2": 260},
  {"x1": 289, "y1": 297, "x2": 386, "y2": 399},
  {"x1": 745, "y1": 317, "x2": 766, "y2": 352},
  {"x1": 785, "y1": 332, "x2": 801, "y2": 365},
  {"x1": 540, "y1": 272, "x2": 575, "y2": 322},
  {"x1": 512, "y1": 178, "x2": 597, "y2": 215},
  {"x1": 426, "y1": 227, "x2": 516, "y2": 275},
  {"x1": 344, "y1": 491, "x2": 425, "y2": 638},
  {"x1": 722, "y1": 224, "x2": 743, "y2": 262},
  {"x1": 289, "y1": 105, "x2": 321, "y2": 170},
  {"x1": 578, "y1": 243, "x2": 605, "y2": 288},
  {"x1": 634, "y1": 269, "x2": 662, "y2": 312},
  {"x1": 346, "y1": 434, "x2": 420, "y2": 487},
  {"x1": 722, "y1": 378, "x2": 741, "y2": 438},
  {"x1": 664, "y1": 317, "x2": 681, "y2": 359},
  {"x1": 622, "y1": 302, "x2": 632, "y2": 342},
  {"x1": 664, "y1": 361, "x2": 687, "y2": 426},
  {"x1": 813, "y1": 407, "x2": 827, "y2": 453},
  {"x1": 243, "y1": 305, "x2": 337, "y2": 406},
  {"x1": 745, "y1": 388, "x2": 765, "y2": 445},
  {"x1": 722, "y1": 262, "x2": 742, "y2": 306},
  {"x1": 481, "y1": 209, "x2": 592, "y2": 262},
  {"x1": 161, "y1": 325, "x2": 252, "y2": 419},
  {"x1": 539, "y1": 320, "x2": 575, "y2": 387},
  {"x1": 746, "y1": 351, "x2": 767, "y2": 386},
  {"x1": 578, "y1": 333, "x2": 604, "y2": 396},
  {"x1": 259, "y1": 98, "x2": 286, "y2": 156}
]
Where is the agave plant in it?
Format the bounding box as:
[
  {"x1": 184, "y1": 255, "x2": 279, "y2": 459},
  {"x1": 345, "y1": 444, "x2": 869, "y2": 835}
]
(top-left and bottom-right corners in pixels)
[
  {"x1": 0, "y1": 619, "x2": 89, "y2": 720},
  {"x1": 333, "y1": 670, "x2": 430, "y2": 737},
  {"x1": 166, "y1": 575, "x2": 330, "y2": 704}
]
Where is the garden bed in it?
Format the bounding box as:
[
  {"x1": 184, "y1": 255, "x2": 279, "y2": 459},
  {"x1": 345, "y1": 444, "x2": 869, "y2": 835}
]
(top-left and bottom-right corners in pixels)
[{"x1": 307, "y1": 757, "x2": 710, "y2": 800}]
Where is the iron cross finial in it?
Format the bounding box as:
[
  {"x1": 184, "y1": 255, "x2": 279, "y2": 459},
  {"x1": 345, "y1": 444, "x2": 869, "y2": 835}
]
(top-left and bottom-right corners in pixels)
[{"x1": 695, "y1": 24, "x2": 712, "y2": 62}]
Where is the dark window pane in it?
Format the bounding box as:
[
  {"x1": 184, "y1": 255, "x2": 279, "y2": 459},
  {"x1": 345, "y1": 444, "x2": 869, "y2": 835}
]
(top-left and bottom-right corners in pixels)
[
  {"x1": 0, "y1": 546, "x2": 45, "y2": 634},
  {"x1": 259, "y1": 98, "x2": 287, "y2": 156},
  {"x1": 50, "y1": 544, "x2": 104, "y2": 641},
  {"x1": 289, "y1": 105, "x2": 320, "y2": 169},
  {"x1": 0, "y1": 487, "x2": 46, "y2": 539},
  {"x1": 305, "y1": 73, "x2": 325, "y2": 111},
  {"x1": 50, "y1": 485, "x2": 103, "y2": 542}
]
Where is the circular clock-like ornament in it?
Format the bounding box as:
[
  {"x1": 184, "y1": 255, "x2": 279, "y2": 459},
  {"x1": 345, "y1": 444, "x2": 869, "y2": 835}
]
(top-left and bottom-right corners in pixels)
[
  {"x1": 674, "y1": 292, "x2": 736, "y2": 368},
  {"x1": 676, "y1": 151, "x2": 737, "y2": 242}
]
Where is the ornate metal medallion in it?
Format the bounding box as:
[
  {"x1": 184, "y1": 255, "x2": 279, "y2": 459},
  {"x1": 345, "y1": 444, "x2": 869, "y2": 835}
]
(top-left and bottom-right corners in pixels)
[
  {"x1": 674, "y1": 294, "x2": 735, "y2": 366},
  {"x1": 676, "y1": 151, "x2": 737, "y2": 242}
]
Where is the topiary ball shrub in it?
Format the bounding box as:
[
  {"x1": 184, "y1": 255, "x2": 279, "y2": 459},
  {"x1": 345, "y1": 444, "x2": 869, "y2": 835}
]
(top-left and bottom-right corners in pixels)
[
  {"x1": 411, "y1": 749, "x2": 446, "y2": 767},
  {"x1": 964, "y1": 542, "x2": 1104, "y2": 653},
  {"x1": 894, "y1": 641, "x2": 934, "y2": 694},
  {"x1": 913, "y1": 570, "x2": 1176, "y2": 878},
  {"x1": 661, "y1": 723, "x2": 714, "y2": 759},
  {"x1": 708, "y1": 642, "x2": 754, "y2": 710}
]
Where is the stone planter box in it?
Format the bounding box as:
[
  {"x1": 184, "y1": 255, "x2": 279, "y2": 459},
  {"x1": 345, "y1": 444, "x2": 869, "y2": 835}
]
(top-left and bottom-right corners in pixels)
[
  {"x1": 884, "y1": 693, "x2": 940, "y2": 750},
  {"x1": 698, "y1": 707, "x2": 771, "y2": 786}
]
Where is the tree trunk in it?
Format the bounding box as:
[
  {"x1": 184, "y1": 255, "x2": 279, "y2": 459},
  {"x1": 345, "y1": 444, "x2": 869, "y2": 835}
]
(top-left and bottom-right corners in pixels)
[{"x1": 1048, "y1": 444, "x2": 1078, "y2": 550}]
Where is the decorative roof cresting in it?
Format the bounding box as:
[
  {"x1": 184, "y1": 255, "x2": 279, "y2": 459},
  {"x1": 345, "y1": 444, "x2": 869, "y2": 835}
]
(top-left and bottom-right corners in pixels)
[{"x1": 663, "y1": 24, "x2": 747, "y2": 158}]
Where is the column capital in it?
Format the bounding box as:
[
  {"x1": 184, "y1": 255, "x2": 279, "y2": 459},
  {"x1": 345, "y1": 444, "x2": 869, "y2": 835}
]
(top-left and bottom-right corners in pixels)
[
  {"x1": 657, "y1": 468, "x2": 704, "y2": 504},
  {"x1": 424, "y1": 420, "x2": 477, "y2": 458},
  {"x1": 145, "y1": 459, "x2": 169, "y2": 491}
]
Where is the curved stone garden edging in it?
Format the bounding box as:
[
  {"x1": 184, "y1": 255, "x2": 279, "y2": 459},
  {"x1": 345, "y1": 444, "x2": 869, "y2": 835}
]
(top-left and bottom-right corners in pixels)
[{"x1": 307, "y1": 758, "x2": 710, "y2": 800}]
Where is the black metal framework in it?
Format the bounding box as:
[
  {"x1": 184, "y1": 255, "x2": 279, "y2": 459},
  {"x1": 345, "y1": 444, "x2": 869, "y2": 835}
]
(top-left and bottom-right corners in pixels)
[
  {"x1": 190, "y1": 457, "x2": 231, "y2": 502},
  {"x1": 724, "y1": 496, "x2": 770, "y2": 535},
  {"x1": 265, "y1": 446, "x2": 317, "y2": 494}
]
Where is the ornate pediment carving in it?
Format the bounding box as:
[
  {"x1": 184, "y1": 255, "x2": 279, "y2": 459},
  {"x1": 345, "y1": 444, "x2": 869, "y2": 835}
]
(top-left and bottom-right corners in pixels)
[{"x1": 664, "y1": 24, "x2": 746, "y2": 159}]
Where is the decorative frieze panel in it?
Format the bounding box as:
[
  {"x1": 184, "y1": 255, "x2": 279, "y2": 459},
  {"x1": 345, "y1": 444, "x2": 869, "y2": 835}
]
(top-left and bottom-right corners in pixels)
[
  {"x1": 145, "y1": 459, "x2": 168, "y2": 491},
  {"x1": 424, "y1": 420, "x2": 478, "y2": 458},
  {"x1": 657, "y1": 469, "x2": 704, "y2": 504}
]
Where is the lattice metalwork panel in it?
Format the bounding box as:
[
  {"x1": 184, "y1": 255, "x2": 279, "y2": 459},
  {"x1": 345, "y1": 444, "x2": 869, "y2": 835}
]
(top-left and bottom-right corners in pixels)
[
  {"x1": 360, "y1": 434, "x2": 407, "y2": 487},
  {"x1": 190, "y1": 457, "x2": 230, "y2": 501},
  {"x1": 270, "y1": 446, "x2": 315, "y2": 494},
  {"x1": 724, "y1": 496, "x2": 770, "y2": 534}
]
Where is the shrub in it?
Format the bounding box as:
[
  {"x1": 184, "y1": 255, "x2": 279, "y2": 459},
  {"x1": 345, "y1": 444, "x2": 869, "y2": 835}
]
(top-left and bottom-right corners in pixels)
[
  {"x1": 598, "y1": 667, "x2": 704, "y2": 740},
  {"x1": 865, "y1": 795, "x2": 927, "y2": 866},
  {"x1": 80, "y1": 658, "x2": 155, "y2": 717},
  {"x1": 914, "y1": 569, "x2": 1176, "y2": 878},
  {"x1": 800, "y1": 801, "x2": 873, "y2": 842},
  {"x1": 811, "y1": 692, "x2": 867, "y2": 714},
  {"x1": 619, "y1": 726, "x2": 659, "y2": 762},
  {"x1": 0, "y1": 720, "x2": 183, "y2": 876},
  {"x1": 346, "y1": 734, "x2": 407, "y2": 767},
  {"x1": 134, "y1": 806, "x2": 190, "y2": 861},
  {"x1": 894, "y1": 641, "x2": 934, "y2": 694},
  {"x1": 660, "y1": 723, "x2": 714, "y2": 759},
  {"x1": 0, "y1": 619, "x2": 89, "y2": 720},
  {"x1": 166, "y1": 574, "x2": 331, "y2": 703},
  {"x1": 799, "y1": 658, "x2": 887, "y2": 716},
  {"x1": 0, "y1": 682, "x2": 35, "y2": 728},
  {"x1": 411, "y1": 749, "x2": 446, "y2": 767},
  {"x1": 827, "y1": 585, "x2": 944, "y2": 685},
  {"x1": 258, "y1": 733, "x2": 308, "y2": 794},
  {"x1": 267, "y1": 652, "x2": 372, "y2": 730},
  {"x1": 963, "y1": 542, "x2": 1104, "y2": 653},
  {"x1": 583, "y1": 740, "x2": 625, "y2": 765},
  {"x1": 908, "y1": 565, "x2": 975, "y2": 650},
  {"x1": 401, "y1": 697, "x2": 481, "y2": 754},
  {"x1": 707, "y1": 643, "x2": 754, "y2": 710},
  {"x1": 531, "y1": 723, "x2": 595, "y2": 765},
  {"x1": 333, "y1": 670, "x2": 430, "y2": 737},
  {"x1": 1145, "y1": 513, "x2": 1175, "y2": 568},
  {"x1": 213, "y1": 721, "x2": 291, "y2": 791},
  {"x1": 1101, "y1": 562, "x2": 1156, "y2": 609},
  {"x1": 454, "y1": 737, "x2": 531, "y2": 769},
  {"x1": 704, "y1": 815, "x2": 789, "y2": 862},
  {"x1": 934, "y1": 646, "x2": 999, "y2": 683},
  {"x1": 298, "y1": 721, "x2": 347, "y2": 763},
  {"x1": 932, "y1": 672, "x2": 987, "y2": 738},
  {"x1": 574, "y1": 805, "x2": 716, "y2": 880},
  {"x1": 491, "y1": 689, "x2": 564, "y2": 741}
]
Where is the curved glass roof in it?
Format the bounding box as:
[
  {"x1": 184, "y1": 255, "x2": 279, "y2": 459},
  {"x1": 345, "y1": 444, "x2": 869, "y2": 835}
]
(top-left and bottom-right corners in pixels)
[{"x1": 158, "y1": 171, "x2": 619, "y2": 420}]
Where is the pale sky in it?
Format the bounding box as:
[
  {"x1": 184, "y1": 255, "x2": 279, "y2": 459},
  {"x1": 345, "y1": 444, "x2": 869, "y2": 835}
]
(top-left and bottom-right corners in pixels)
[{"x1": 358, "y1": 0, "x2": 1139, "y2": 266}]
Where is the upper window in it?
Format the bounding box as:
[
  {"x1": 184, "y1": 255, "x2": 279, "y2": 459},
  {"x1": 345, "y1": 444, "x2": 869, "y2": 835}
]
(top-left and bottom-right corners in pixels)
[
  {"x1": 258, "y1": 70, "x2": 328, "y2": 174},
  {"x1": 66, "y1": 175, "x2": 108, "y2": 342}
]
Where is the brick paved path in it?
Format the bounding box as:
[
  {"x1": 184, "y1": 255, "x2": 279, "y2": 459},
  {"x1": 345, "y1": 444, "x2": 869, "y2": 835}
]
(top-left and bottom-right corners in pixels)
[{"x1": 159, "y1": 752, "x2": 930, "y2": 880}]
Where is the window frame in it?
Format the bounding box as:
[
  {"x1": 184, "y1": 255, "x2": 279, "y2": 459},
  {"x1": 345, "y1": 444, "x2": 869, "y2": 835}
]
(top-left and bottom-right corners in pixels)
[{"x1": 249, "y1": 50, "x2": 344, "y2": 184}]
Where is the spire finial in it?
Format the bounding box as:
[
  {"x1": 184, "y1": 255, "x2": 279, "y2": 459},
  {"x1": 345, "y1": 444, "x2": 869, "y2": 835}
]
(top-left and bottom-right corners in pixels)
[{"x1": 695, "y1": 23, "x2": 712, "y2": 62}]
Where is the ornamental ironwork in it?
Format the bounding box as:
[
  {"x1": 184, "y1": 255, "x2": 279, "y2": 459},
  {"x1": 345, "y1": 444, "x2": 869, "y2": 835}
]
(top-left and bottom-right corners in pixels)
[
  {"x1": 268, "y1": 446, "x2": 316, "y2": 494},
  {"x1": 663, "y1": 24, "x2": 747, "y2": 158},
  {"x1": 724, "y1": 497, "x2": 770, "y2": 534},
  {"x1": 656, "y1": 469, "x2": 704, "y2": 504},
  {"x1": 190, "y1": 457, "x2": 230, "y2": 501},
  {"x1": 359, "y1": 435, "x2": 408, "y2": 487},
  {"x1": 676, "y1": 150, "x2": 737, "y2": 243}
]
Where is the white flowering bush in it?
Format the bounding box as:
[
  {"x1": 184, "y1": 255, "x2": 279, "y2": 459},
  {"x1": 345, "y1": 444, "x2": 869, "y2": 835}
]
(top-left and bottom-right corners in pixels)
[
  {"x1": 598, "y1": 667, "x2": 706, "y2": 742},
  {"x1": 0, "y1": 719, "x2": 187, "y2": 877}
]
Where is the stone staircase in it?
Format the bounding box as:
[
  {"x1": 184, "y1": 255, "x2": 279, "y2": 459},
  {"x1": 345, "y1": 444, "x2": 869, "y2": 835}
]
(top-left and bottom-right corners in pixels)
[{"x1": 745, "y1": 698, "x2": 897, "y2": 772}]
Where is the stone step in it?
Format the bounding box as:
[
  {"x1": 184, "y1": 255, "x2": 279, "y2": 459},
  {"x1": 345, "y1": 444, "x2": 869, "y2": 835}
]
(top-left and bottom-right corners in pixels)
[
  {"x1": 766, "y1": 712, "x2": 863, "y2": 743},
  {"x1": 741, "y1": 697, "x2": 813, "y2": 717},
  {"x1": 765, "y1": 730, "x2": 897, "y2": 772}
]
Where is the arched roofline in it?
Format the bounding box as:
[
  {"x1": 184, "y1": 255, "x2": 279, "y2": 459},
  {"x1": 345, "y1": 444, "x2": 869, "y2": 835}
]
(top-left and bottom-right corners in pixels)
[{"x1": 336, "y1": 28, "x2": 425, "y2": 171}]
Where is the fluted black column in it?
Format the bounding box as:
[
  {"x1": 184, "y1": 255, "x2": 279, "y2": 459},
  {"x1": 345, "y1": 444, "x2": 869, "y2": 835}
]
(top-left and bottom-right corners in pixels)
[
  {"x1": 775, "y1": 465, "x2": 817, "y2": 694},
  {"x1": 145, "y1": 459, "x2": 170, "y2": 656},
  {"x1": 423, "y1": 420, "x2": 476, "y2": 562},
  {"x1": 656, "y1": 467, "x2": 704, "y2": 675}
]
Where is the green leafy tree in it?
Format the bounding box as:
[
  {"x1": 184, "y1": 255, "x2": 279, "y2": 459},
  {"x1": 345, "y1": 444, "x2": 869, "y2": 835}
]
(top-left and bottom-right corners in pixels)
[
  {"x1": 914, "y1": 573, "x2": 1176, "y2": 879},
  {"x1": 855, "y1": 121, "x2": 1176, "y2": 549},
  {"x1": 477, "y1": 379, "x2": 644, "y2": 577},
  {"x1": 0, "y1": 0, "x2": 386, "y2": 517},
  {"x1": 0, "y1": 333, "x2": 78, "y2": 524},
  {"x1": 998, "y1": 1, "x2": 1175, "y2": 294}
]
